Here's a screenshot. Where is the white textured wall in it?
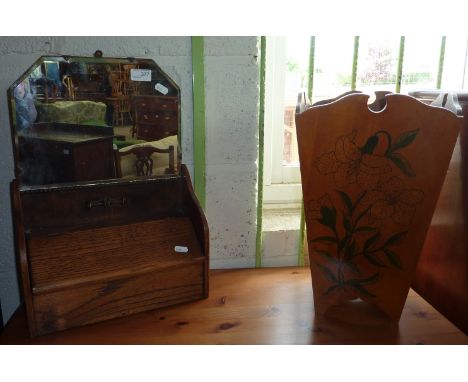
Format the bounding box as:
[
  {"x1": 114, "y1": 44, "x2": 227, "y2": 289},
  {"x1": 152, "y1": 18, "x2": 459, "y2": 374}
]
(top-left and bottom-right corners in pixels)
[
  {"x1": 205, "y1": 37, "x2": 260, "y2": 268},
  {"x1": 0, "y1": 36, "x2": 260, "y2": 325}
]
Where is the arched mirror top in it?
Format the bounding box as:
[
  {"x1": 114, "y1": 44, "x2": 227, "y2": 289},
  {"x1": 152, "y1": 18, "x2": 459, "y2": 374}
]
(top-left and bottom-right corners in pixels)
[{"x1": 8, "y1": 53, "x2": 181, "y2": 190}]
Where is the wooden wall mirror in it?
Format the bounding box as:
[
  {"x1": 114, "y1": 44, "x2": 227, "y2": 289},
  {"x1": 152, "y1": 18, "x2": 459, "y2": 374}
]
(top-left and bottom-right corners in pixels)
[
  {"x1": 8, "y1": 52, "x2": 181, "y2": 188},
  {"x1": 7, "y1": 52, "x2": 209, "y2": 337}
]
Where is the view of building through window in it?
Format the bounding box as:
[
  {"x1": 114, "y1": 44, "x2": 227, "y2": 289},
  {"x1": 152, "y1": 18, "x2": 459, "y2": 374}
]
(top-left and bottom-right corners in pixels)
[{"x1": 281, "y1": 36, "x2": 468, "y2": 166}]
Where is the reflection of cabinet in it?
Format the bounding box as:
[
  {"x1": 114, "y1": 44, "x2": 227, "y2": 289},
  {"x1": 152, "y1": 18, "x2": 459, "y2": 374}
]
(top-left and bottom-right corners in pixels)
[
  {"x1": 132, "y1": 95, "x2": 179, "y2": 140},
  {"x1": 12, "y1": 165, "x2": 209, "y2": 337},
  {"x1": 18, "y1": 124, "x2": 115, "y2": 185}
]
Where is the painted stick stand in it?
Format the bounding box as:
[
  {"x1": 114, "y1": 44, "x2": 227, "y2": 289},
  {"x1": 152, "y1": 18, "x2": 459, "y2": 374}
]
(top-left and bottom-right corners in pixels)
[{"x1": 296, "y1": 93, "x2": 460, "y2": 322}]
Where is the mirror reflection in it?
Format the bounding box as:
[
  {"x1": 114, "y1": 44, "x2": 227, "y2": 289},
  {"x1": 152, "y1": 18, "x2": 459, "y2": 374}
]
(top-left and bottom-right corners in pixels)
[{"x1": 9, "y1": 54, "x2": 181, "y2": 187}]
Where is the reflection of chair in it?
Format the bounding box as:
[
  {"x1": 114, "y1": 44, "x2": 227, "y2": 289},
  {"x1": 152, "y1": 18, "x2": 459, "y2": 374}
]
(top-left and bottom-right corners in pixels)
[
  {"x1": 62, "y1": 75, "x2": 76, "y2": 100},
  {"x1": 107, "y1": 97, "x2": 132, "y2": 126},
  {"x1": 115, "y1": 144, "x2": 175, "y2": 177},
  {"x1": 110, "y1": 71, "x2": 123, "y2": 96},
  {"x1": 110, "y1": 65, "x2": 140, "y2": 97}
]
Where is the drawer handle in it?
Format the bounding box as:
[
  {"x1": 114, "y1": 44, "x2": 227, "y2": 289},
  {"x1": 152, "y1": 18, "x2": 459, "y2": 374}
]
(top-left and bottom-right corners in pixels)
[{"x1": 87, "y1": 197, "x2": 127, "y2": 209}]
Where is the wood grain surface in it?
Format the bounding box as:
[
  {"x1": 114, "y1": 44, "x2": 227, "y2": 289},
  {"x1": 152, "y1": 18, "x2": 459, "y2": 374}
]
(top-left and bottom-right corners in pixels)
[
  {"x1": 412, "y1": 99, "x2": 468, "y2": 334},
  {"x1": 1, "y1": 267, "x2": 467, "y2": 345},
  {"x1": 28, "y1": 218, "x2": 203, "y2": 290},
  {"x1": 25, "y1": 217, "x2": 206, "y2": 336}
]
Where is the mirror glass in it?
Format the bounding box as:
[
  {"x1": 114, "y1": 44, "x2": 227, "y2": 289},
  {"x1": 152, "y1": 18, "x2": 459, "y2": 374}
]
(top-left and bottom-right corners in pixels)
[{"x1": 8, "y1": 54, "x2": 181, "y2": 188}]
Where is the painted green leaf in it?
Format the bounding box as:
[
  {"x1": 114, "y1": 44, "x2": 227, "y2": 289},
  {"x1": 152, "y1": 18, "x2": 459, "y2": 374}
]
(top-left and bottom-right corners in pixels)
[
  {"x1": 363, "y1": 253, "x2": 386, "y2": 267},
  {"x1": 347, "y1": 272, "x2": 380, "y2": 285},
  {"x1": 385, "y1": 231, "x2": 407, "y2": 247},
  {"x1": 354, "y1": 226, "x2": 377, "y2": 233},
  {"x1": 336, "y1": 190, "x2": 353, "y2": 215},
  {"x1": 389, "y1": 153, "x2": 416, "y2": 177},
  {"x1": 390, "y1": 128, "x2": 420, "y2": 153},
  {"x1": 318, "y1": 206, "x2": 337, "y2": 229},
  {"x1": 323, "y1": 284, "x2": 342, "y2": 296},
  {"x1": 345, "y1": 282, "x2": 376, "y2": 298},
  {"x1": 383, "y1": 248, "x2": 403, "y2": 269},
  {"x1": 315, "y1": 262, "x2": 339, "y2": 283},
  {"x1": 354, "y1": 205, "x2": 372, "y2": 226},
  {"x1": 364, "y1": 231, "x2": 380, "y2": 251},
  {"x1": 311, "y1": 236, "x2": 337, "y2": 244},
  {"x1": 314, "y1": 248, "x2": 339, "y2": 264},
  {"x1": 360, "y1": 135, "x2": 379, "y2": 154}
]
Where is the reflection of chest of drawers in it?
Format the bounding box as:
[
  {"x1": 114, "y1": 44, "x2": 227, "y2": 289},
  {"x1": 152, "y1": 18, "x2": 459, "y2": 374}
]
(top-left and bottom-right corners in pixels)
[{"x1": 132, "y1": 95, "x2": 179, "y2": 141}]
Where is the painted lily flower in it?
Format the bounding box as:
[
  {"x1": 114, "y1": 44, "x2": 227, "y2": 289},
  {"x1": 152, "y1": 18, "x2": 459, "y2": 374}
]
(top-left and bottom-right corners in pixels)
[
  {"x1": 361, "y1": 176, "x2": 425, "y2": 225},
  {"x1": 315, "y1": 130, "x2": 391, "y2": 189}
]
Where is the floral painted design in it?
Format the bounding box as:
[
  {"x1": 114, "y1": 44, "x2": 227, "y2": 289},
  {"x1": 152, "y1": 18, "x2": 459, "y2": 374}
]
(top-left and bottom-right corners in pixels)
[
  {"x1": 315, "y1": 130, "x2": 391, "y2": 189},
  {"x1": 311, "y1": 190, "x2": 408, "y2": 297},
  {"x1": 361, "y1": 177, "x2": 425, "y2": 226},
  {"x1": 310, "y1": 128, "x2": 424, "y2": 298}
]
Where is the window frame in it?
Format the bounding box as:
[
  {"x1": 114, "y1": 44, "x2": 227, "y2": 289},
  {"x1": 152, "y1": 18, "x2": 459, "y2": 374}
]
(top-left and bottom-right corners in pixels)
[{"x1": 263, "y1": 36, "x2": 302, "y2": 206}]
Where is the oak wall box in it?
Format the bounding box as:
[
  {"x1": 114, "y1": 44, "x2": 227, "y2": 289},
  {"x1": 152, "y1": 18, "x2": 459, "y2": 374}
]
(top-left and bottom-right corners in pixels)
[{"x1": 8, "y1": 53, "x2": 209, "y2": 337}]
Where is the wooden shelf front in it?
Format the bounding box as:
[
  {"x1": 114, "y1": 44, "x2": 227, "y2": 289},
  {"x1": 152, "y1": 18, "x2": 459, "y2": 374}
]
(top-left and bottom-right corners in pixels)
[
  {"x1": 11, "y1": 165, "x2": 209, "y2": 337},
  {"x1": 28, "y1": 217, "x2": 204, "y2": 292}
]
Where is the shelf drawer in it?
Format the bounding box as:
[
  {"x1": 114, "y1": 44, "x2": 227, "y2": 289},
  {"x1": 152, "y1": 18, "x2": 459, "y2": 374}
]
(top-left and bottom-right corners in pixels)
[
  {"x1": 32, "y1": 261, "x2": 205, "y2": 335},
  {"x1": 21, "y1": 177, "x2": 185, "y2": 235}
]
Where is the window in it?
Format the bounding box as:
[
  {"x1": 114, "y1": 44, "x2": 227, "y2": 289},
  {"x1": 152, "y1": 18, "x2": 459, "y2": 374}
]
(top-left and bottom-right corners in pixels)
[{"x1": 263, "y1": 36, "x2": 468, "y2": 206}]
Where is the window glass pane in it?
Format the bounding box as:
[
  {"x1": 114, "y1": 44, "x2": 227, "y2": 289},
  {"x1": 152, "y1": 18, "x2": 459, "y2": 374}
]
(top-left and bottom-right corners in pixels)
[
  {"x1": 312, "y1": 36, "x2": 355, "y2": 103},
  {"x1": 400, "y1": 37, "x2": 440, "y2": 93},
  {"x1": 355, "y1": 37, "x2": 400, "y2": 94},
  {"x1": 283, "y1": 36, "x2": 310, "y2": 165},
  {"x1": 441, "y1": 37, "x2": 468, "y2": 90}
]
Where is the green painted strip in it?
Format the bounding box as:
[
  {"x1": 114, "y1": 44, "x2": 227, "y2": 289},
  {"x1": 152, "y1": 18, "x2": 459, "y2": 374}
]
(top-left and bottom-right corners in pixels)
[
  {"x1": 436, "y1": 36, "x2": 447, "y2": 89},
  {"x1": 307, "y1": 36, "x2": 316, "y2": 101},
  {"x1": 351, "y1": 36, "x2": 360, "y2": 91},
  {"x1": 255, "y1": 36, "x2": 267, "y2": 268},
  {"x1": 297, "y1": 202, "x2": 306, "y2": 267},
  {"x1": 191, "y1": 36, "x2": 206, "y2": 209},
  {"x1": 297, "y1": 36, "x2": 316, "y2": 267},
  {"x1": 395, "y1": 36, "x2": 406, "y2": 93}
]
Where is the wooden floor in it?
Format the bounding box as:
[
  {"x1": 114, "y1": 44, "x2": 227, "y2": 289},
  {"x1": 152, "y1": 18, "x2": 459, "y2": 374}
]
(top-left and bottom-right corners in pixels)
[{"x1": 1, "y1": 267, "x2": 467, "y2": 345}]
